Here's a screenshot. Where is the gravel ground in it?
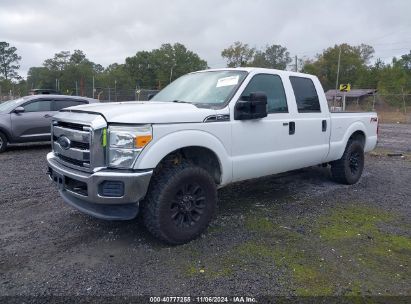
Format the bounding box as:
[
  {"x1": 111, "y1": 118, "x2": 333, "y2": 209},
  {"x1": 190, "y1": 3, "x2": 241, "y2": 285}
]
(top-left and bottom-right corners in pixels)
[{"x1": 0, "y1": 124, "x2": 410, "y2": 297}]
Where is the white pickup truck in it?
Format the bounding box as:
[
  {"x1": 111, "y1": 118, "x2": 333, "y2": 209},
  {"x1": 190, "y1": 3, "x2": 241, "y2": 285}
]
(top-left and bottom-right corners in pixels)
[{"x1": 47, "y1": 68, "x2": 378, "y2": 244}]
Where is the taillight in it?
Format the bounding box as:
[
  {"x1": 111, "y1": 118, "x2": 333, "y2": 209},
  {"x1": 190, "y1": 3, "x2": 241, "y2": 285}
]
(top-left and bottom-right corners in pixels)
[{"x1": 370, "y1": 117, "x2": 378, "y2": 135}]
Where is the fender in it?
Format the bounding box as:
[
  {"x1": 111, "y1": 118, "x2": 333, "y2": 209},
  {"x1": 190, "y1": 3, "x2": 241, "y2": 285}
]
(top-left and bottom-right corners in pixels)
[
  {"x1": 0, "y1": 125, "x2": 12, "y2": 143},
  {"x1": 327, "y1": 120, "x2": 367, "y2": 162},
  {"x1": 134, "y1": 129, "x2": 232, "y2": 185}
]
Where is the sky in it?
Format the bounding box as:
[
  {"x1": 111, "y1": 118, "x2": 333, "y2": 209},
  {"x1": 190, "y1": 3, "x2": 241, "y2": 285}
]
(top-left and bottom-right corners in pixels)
[{"x1": 1, "y1": 0, "x2": 410, "y2": 78}]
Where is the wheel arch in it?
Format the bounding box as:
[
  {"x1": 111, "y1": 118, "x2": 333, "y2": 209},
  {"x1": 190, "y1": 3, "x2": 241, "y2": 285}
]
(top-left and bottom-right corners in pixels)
[
  {"x1": 0, "y1": 126, "x2": 11, "y2": 143},
  {"x1": 134, "y1": 130, "x2": 231, "y2": 185},
  {"x1": 327, "y1": 121, "x2": 367, "y2": 161}
]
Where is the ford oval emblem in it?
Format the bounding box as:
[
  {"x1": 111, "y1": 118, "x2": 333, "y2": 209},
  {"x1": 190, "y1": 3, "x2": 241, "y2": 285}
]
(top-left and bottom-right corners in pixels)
[{"x1": 57, "y1": 136, "x2": 71, "y2": 150}]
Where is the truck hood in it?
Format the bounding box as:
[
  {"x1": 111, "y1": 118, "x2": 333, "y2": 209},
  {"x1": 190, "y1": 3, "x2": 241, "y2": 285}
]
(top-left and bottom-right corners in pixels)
[{"x1": 62, "y1": 101, "x2": 217, "y2": 124}]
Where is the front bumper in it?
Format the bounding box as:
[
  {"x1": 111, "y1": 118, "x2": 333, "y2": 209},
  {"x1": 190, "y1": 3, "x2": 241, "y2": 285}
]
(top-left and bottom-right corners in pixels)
[{"x1": 47, "y1": 152, "x2": 152, "y2": 220}]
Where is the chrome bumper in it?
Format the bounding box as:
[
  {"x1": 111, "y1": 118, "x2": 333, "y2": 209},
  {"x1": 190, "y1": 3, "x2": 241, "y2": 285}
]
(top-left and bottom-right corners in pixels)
[{"x1": 47, "y1": 152, "x2": 152, "y2": 220}]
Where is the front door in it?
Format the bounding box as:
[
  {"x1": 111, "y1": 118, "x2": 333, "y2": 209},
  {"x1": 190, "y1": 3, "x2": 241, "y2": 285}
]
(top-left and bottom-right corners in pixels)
[
  {"x1": 11, "y1": 98, "x2": 55, "y2": 142},
  {"x1": 231, "y1": 73, "x2": 295, "y2": 182}
]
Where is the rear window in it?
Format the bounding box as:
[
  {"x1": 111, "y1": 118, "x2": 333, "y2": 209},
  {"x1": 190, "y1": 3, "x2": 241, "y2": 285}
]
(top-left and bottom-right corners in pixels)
[
  {"x1": 289, "y1": 76, "x2": 321, "y2": 113},
  {"x1": 53, "y1": 100, "x2": 86, "y2": 111}
]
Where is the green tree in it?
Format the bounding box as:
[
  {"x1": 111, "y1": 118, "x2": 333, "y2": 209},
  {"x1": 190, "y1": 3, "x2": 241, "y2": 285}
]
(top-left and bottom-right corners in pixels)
[
  {"x1": 251, "y1": 44, "x2": 292, "y2": 70},
  {"x1": 43, "y1": 51, "x2": 71, "y2": 72},
  {"x1": 28, "y1": 50, "x2": 103, "y2": 95},
  {"x1": 302, "y1": 43, "x2": 375, "y2": 90},
  {"x1": 125, "y1": 51, "x2": 157, "y2": 88},
  {"x1": 221, "y1": 41, "x2": 255, "y2": 67},
  {"x1": 0, "y1": 41, "x2": 22, "y2": 81},
  {"x1": 377, "y1": 57, "x2": 411, "y2": 101},
  {"x1": 27, "y1": 67, "x2": 55, "y2": 89},
  {"x1": 399, "y1": 51, "x2": 411, "y2": 71},
  {"x1": 125, "y1": 43, "x2": 208, "y2": 89}
]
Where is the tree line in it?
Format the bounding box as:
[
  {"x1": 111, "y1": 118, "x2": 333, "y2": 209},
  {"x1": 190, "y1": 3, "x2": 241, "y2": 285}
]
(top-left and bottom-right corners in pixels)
[{"x1": 1, "y1": 40, "x2": 410, "y2": 105}]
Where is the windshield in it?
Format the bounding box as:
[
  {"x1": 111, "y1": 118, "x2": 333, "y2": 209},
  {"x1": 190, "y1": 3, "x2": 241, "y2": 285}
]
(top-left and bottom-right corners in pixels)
[
  {"x1": 152, "y1": 70, "x2": 248, "y2": 107},
  {"x1": 0, "y1": 98, "x2": 24, "y2": 113}
]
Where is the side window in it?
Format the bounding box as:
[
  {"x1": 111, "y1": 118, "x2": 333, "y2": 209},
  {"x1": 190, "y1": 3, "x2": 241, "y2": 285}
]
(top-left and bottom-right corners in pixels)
[
  {"x1": 53, "y1": 99, "x2": 86, "y2": 111},
  {"x1": 241, "y1": 74, "x2": 288, "y2": 113},
  {"x1": 289, "y1": 77, "x2": 321, "y2": 112},
  {"x1": 23, "y1": 100, "x2": 52, "y2": 112}
]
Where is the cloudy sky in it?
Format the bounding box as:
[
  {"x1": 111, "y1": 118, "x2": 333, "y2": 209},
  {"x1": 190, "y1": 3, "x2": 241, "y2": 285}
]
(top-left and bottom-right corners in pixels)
[{"x1": 1, "y1": 0, "x2": 410, "y2": 77}]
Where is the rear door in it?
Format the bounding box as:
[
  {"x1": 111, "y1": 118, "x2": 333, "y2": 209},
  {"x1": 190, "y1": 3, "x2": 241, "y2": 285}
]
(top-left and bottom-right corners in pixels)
[
  {"x1": 286, "y1": 76, "x2": 330, "y2": 168},
  {"x1": 10, "y1": 98, "x2": 54, "y2": 141}
]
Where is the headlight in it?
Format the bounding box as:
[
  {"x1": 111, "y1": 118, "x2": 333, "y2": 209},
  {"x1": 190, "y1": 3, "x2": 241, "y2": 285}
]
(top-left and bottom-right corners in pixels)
[{"x1": 107, "y1": 125, "x2": 152, "y2": 168}]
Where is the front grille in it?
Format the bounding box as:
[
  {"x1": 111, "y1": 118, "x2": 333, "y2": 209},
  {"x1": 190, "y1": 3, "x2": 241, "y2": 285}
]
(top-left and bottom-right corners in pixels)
[
  {"x1": 52, "y1": 112, "x2": 106, "y2": 172},
  {"x1": 57, "y1": 154, "x2": 89, "y2": 167},
  {"x1": 55, "y1": 121, "x2": 86, "y2": 131},
  {"x1": 53, "y1": 135, "x2": 90, "y2": 150},
  {"x1": 52, "y1": 121, "x2": 92, "y2": 170}
]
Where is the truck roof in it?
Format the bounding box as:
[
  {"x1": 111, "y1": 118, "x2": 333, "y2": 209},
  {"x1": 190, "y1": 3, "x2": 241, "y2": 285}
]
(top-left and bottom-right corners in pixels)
[{"x1": 196, "y1": 67, "x2": 316, "y2": 79}]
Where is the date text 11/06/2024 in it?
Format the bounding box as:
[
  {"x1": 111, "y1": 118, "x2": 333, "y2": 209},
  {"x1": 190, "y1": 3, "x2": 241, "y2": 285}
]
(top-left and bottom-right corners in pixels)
[{"x1": 149, "y1": 296, "x2": 257, "y2": 303}]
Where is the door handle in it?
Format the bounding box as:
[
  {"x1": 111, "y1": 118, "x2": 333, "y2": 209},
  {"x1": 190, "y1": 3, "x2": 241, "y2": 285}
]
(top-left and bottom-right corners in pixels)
[
  {"x1": 44, "y1": 114, "x2": 52, "y2": 118},
  {"x1": 322, "y1": 120, "x2": 327, "y2": 132},
  {"x1": 289, "y1": 121, "x2": 295, "y2": 135}
]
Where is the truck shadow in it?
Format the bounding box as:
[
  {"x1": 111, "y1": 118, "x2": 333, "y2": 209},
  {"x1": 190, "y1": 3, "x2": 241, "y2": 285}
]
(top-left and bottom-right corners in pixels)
[{"x1": 217, "y1": 166, "x2": 332, "y2": 214}]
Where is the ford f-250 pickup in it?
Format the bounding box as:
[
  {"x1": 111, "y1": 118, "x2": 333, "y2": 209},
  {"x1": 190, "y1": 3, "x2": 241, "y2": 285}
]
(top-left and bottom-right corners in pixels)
[{"x1": 47, "y1": 68, "x2": 378, "y2": 244}]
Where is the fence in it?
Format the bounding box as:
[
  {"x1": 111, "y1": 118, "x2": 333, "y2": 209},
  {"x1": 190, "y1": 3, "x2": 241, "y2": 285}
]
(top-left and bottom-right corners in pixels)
[
  {"x1": 329, "y1": 93, "x2": 411, "y2": 123},
  {"x1": 2, "y1": 90, "x2": 411, "y2": 123},
  {"x1": 1, "y1": 88, "x2": 160, "y2": 103}
]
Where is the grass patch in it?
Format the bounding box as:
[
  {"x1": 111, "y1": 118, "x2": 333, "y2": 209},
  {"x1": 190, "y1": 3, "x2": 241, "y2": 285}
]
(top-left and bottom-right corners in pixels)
[
  {"x1": 236, "y1": 241, "x2": 279, "y2": 260},
  {"x1": 245, "y1": 216, "x2": 275, "y2": 233},
  {"x1": 316, "y1": 205, "x2": 411, "y2": 290},
  {"x1": 181, "y1": 204, "x2": 410, "y2": 295},
  {"x1": 318, "y1": 206, "x2": 392, "y2": 241},
  {"x1": 234, "y1": 241, "x2": 335, "y2": 295}
]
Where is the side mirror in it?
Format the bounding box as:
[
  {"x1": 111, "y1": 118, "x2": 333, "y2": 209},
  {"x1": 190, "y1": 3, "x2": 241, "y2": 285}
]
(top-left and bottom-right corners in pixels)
[
  {"x1": 147, "y1": 93, "x2": 156, "y2": 100},
  {"x1": 14, "y1": 106, "x2": 25, "y2": 114},
  {"x1": 234, "y1": 92, "x2": 268, "y2": 120}
]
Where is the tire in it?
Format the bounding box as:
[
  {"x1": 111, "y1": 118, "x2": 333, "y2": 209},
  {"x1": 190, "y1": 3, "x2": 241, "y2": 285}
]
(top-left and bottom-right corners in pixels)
[
  {"x1": 0, "y1": 132, "x2": 7, "y2": 153},
  {"x1": 331, "y1": 140, "x2": 365, "y2": 185},
  {"x1": 142, "y1": 162, "x2": 217, "y2": 245}
]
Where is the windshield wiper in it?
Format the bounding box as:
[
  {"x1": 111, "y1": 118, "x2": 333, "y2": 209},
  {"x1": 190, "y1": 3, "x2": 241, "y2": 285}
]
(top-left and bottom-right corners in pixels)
[{"x1": 171, "y1": 100, "x2": 191, "y2": 104}]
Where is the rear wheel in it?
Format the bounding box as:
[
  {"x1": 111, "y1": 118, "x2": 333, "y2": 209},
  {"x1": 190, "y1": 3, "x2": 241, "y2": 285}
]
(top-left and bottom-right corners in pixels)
[
  {"x1": 331, "y1": 140, "x2": 364, "y2": 185},
  {"x1": 0, "y1": 132, "x2": 7, "y2": 153},
  {"x1": 142, "y1": 162, "x2": 217, "y2": 244}
]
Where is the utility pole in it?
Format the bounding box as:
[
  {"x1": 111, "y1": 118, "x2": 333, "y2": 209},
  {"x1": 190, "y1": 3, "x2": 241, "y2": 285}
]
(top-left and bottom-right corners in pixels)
[
  {"x1": 169, "y1": 66, "x2": 174, "y2": 83},
  {"x1": 114, "y1": 80, "x2": 117, "y2": 102},
  {"x1": 75, "y1": 81, "x2": 78, "y2": 96},
  {"x1": 402, "y1": 87, "x2": 407, "y2": 114},
  {"x1": 333, "y1": 47, "x2": 342, "y2": 109},
  {"x1": 92, "y1": 76, "x2": 95, "y2": 99},
  {"x1": 295, "y1": 55, "x2": 298, "y2": 72}
]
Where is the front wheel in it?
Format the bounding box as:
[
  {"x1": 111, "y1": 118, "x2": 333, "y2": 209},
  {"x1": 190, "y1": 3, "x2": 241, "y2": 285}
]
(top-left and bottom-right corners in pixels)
[
  {"x1": 331, "y1": 140, "x2": 365, "y2": 185},
  {"x1": 142, "y1": 162, "x2": 217, "y2": 244}
]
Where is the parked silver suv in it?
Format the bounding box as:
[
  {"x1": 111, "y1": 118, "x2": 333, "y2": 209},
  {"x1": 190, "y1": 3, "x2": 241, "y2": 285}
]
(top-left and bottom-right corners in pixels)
[{"x1": 0, "y1": 95, "x2": 99, "y2": 153}]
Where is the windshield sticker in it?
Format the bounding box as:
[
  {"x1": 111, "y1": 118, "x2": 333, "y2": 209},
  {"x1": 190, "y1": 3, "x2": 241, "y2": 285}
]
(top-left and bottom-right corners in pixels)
[{"x1": 216, "y1": 75, "x2": 239, "y2": 87}]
